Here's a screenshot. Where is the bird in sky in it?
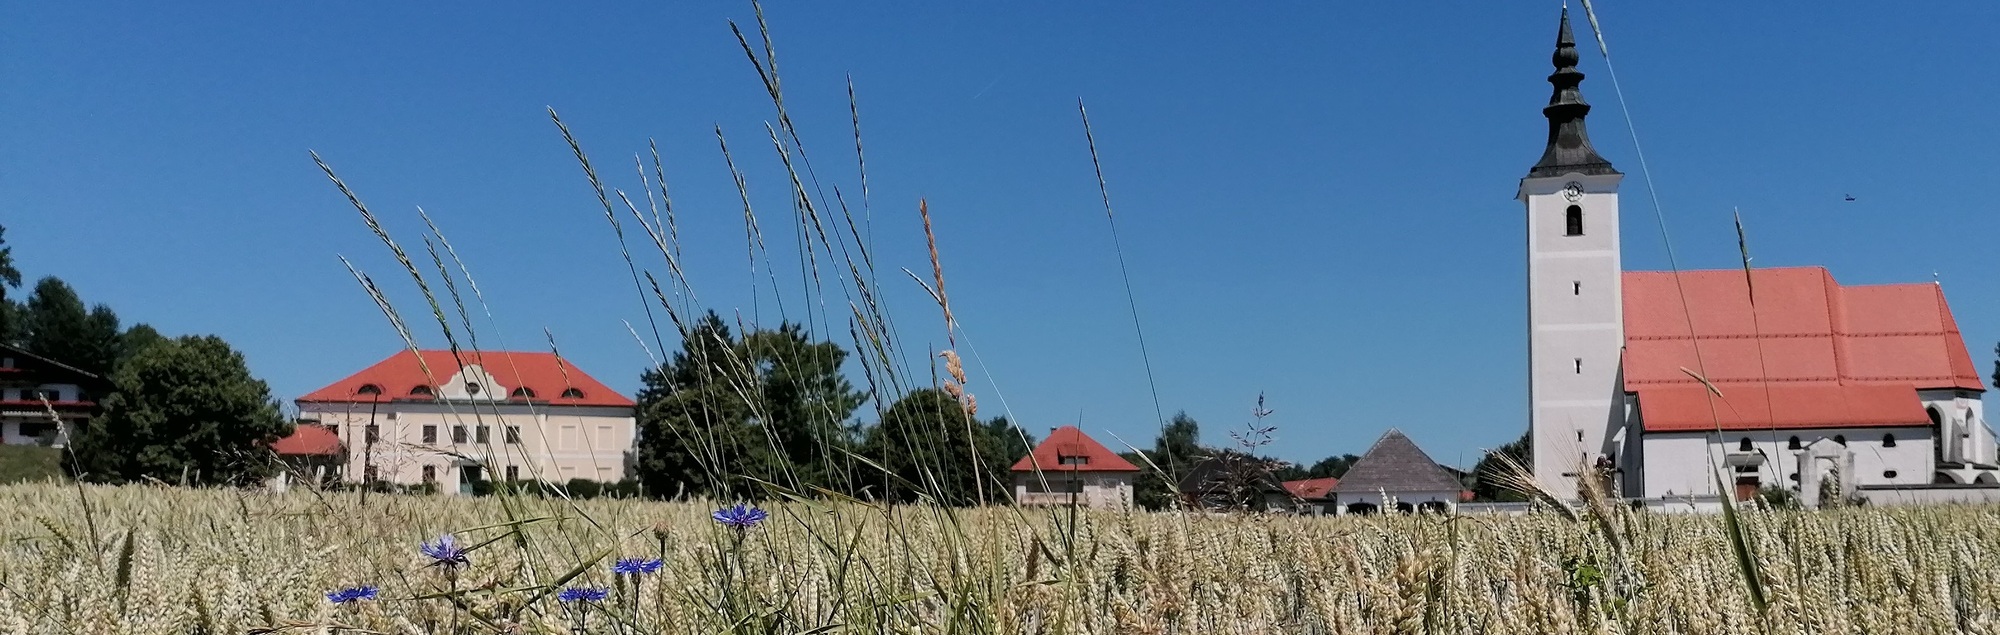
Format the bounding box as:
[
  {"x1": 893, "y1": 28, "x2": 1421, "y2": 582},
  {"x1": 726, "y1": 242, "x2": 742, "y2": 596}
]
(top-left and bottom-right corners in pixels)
[{"x1": 1843, "y1": 194, "x2": 1857, "y2": 202}]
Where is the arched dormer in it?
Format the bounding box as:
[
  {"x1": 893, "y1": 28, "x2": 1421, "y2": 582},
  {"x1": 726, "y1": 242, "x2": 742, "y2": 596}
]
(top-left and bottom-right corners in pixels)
[
  {"x1": 356, "y1": 384, "x2": 383, "y2": 396},
  {"x1": 510, "y1": 387, "x2": 536, "y2": 399},
  {"x1": 410, "y1": 385, "x2": 435, "y2": 397},
  {"x1": 560, "y1": 387, "x2": 585, "y2": 399}
]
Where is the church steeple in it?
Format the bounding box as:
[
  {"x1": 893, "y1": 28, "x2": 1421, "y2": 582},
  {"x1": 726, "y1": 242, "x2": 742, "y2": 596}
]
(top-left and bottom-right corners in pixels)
[{"x1": 1527, "y1": 9, "x2": 1618, "y2": 178}]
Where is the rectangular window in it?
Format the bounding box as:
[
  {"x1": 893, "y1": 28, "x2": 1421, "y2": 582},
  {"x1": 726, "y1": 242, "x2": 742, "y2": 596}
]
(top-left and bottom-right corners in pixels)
[
  {"x1": 505, "y1": 465, "x2": 519, "y2": 481},
  {"x1": 462, "y1": 465, "x2": 483, "y2": 483},
  {"x1": 1573, "y1": 281, "x2": 1581, "y2": 295},
  {"x1": 365, "y1": 424, "x2": 380, "y2": 444},
  {"x1": 422, "y1": 425, "x2": 438, "y2": 444},
  {"x1": 506, "y1": 426, "x2": 521, "y2": 444},
  {"x1": 1574, "y1": 358, "x2": 1583, "y2": 374},
  {"x1": 422, "y1": 465, "x2": 436, "y2": 483},
  {"x1": 475, "y1": 426, "x2": 491, "y2": 444},
  {"x1": 452, "y1": 426, "x2": 468, "y2": 444},
  {"x1": 363, "y1": 465, "x2": 379, "y2": 482},
  {"x1": 1059, "y1": 456, "x2": 1089, "y2": 466},
  {"x1": 19, "y1": 421, "x2": 56, "y2": 439}
]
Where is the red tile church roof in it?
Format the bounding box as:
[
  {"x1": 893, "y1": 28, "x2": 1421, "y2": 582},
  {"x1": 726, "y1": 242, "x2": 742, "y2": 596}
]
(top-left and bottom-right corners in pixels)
[
  {"x1": 1011, "y1": 426, "x2": 1140, "y2": 472},
  {"x1": 297, "y1": 350, "x2": 633, "y2": 408},
  {"x1": 1622, "y1": 267, "x2": 1980, "y2": 432}
]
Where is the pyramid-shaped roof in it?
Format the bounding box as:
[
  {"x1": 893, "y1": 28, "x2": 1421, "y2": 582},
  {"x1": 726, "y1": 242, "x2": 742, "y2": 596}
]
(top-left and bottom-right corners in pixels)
[
  {"x1": 1332, "y1": 429, "x2": 1463, "y2": 493},
  {"x1": 1011, "y1": 426, "x2": 1140, "y2": 473}
]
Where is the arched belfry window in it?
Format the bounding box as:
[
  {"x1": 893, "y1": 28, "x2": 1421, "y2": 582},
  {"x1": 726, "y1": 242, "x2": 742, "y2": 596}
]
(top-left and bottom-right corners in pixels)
[
  {"x1": 1737, "y1": 438, "x2": 1753, "y2": 452},
  {"x1": 1787, "y1": 436, "x2": 1801, "y2": 450},
  {"x1": 1882, "y1": 433, "x2": 1897, "y2": 447},
  {"x1": 1564, "y1": 205, "x2": 1584, "y2": 236}
]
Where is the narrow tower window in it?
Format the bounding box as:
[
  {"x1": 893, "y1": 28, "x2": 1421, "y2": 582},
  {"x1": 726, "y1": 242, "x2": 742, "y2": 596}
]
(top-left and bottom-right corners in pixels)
[
  {"x1": 1573, "y1": 281, "x2": 1581, "y2": 295},
  {"x1": 1573, "y1": 358, "x2": 1582, "y2": 374},
  {"x1": 1564, "y1": 205, "x2": 1583, "y2": 236}
]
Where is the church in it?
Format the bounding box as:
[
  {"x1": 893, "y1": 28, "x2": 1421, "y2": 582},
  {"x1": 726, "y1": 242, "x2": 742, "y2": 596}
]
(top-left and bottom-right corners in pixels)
[{"x1": 1519, "y1": 10, "x2": 1996, "y2": 507}]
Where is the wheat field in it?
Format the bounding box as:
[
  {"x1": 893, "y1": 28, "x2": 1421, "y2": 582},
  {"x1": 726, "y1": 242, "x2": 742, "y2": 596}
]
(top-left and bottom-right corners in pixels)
[{"x1": 0, "y1": 483, "x2": 1995, "y2": 634}]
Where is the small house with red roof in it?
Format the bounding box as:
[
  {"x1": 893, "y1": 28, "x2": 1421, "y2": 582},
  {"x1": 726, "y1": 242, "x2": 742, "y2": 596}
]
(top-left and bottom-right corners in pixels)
[
  {"x1": 0, "y1": 344, "x2": 108, "y2": 448},
  {"x1": 284, "y1": 350, "x2": 635, "y2": 495},
  {"x1": 1281, "y1": 477, "x2": 1339, "y2": 515},
  {"x1": 268, "y1": 423, "x2": 346, "y2": 491},
  {"x1": 1516, "y1": 10, "x2": 1995, "y2": 507},
  {"x1": 1011, "y1": 426, "x2": 1140, "y2": 510}
]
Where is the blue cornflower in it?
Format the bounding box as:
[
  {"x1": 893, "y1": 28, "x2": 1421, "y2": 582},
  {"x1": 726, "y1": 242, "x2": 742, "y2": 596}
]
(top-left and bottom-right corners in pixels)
[
  {"x1": 611, "y1": 557, "x2": 664, "y2": 575},
  {"x1": 325, "y1": 585, "x2": 379, "y2": 604},
  {"x1": 419, "y1": 533, "x2": 469, "y2": 569},
  {"x1": 557, "y1": 586, "x2": 609, "y2": 603},
  {"x1": 711, "y1": 504, "x2": 768, "y2": 530}
]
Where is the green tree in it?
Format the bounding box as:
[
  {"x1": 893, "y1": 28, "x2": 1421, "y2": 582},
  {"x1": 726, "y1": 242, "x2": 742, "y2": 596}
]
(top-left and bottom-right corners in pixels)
[
  {"x1": 1306, "y1": 454, "x2": 1362, "y2": 479},
  {"x1": 631, "y1": 312, "x2": 867, "y2": 500},
  {"x1": 861, "y1": 388, "x2": 1021, "y2": 505},
  {"x1": 68, "y1": 335, "x2": 290, "y2": 485},
  {"x1": 119, "y1": 323, "x2": 168, "y2": 365},
  {"x1": 23, "y1": 277, "x2": 120, "y2": 377},
  {"x1": 0, "y1": 226, "x2": 21, "y2": 343},
  {"x1": 1472, "y1": 430, "x2": 1533, "y2": 502},
  {"x1": 742, "y1": 323, "x2": 868, "y2": 488}
]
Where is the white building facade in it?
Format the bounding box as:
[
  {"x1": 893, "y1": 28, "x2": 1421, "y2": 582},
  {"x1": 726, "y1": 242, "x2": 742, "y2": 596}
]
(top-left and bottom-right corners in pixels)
[{"x1": 289, "y1": 350, "x2": 637, "y2": 495}]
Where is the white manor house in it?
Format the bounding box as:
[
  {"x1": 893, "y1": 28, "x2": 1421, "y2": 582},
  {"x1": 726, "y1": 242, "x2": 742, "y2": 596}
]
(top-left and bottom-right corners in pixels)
[
  {"x1": 1519, "y1": 11, "x2": 1995, "y2": 507},
  {"x1": 278, "y1": 350, "x2": 637, "y2": 495}
]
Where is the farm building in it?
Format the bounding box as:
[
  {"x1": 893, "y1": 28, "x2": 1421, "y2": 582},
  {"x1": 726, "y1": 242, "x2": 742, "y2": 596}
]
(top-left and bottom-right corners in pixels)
[
  {"x1": 0, "y1": 344, "x2": 106, "y2": 448},
  {"x1": 1176, "y1": 452, "x2": 1292, "y2": 512},
  {"x1": 1331, "y1": 430, "x2": 1467, "y2": 515},
  {"x1": 285, "y1": 350, "x2": 636, "y2": 495},
  {"x1": 1280, "y1": 477, "x2": 1337, "y2": 515},
  {"x1": 1011, "y1": 425, "x2": 1138, "y2": 510},
  {"x1": 1518, "y1": 10, "x2": 1997, "y2": 506}
]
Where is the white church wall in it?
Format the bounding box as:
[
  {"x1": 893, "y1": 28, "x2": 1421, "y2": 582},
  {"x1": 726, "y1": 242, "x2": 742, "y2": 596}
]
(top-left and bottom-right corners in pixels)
[
  {"x1": 1920, "y1": 390, "x2": 1993, "y2": 467},
  {"x1": 1641, "y1": 428, "x2": 1935, "y2": 499},
  {"x1": 1335, "y1": 489, "x2": 1459, "y2": 515}
]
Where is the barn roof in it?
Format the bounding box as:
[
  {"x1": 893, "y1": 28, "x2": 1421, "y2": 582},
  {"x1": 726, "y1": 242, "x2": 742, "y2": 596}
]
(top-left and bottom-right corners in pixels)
[
  {"x1": 1622, "y1": 267, "x2": 1981, "y2": 431},
  {"x1": 1332, "y1": 430, "x2": 1464, "y2": 493},
  {"x1": 1010, "y1": 426, "x2": 1139, "y2": 473},
  {"x1": 297, "y1": 350, "x2": 633, "y2": 408}
]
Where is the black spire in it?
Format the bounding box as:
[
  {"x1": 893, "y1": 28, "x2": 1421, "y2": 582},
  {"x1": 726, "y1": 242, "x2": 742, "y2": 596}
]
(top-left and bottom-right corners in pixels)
[{"x1": 1527, "y1": 9, "x2": 1618, "y2": 178}]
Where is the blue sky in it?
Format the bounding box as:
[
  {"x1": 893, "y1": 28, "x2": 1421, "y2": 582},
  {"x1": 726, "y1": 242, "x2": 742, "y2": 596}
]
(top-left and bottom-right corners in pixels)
[{"x1": 5, "y1": 3, "x2": 1997, "y2": 470}]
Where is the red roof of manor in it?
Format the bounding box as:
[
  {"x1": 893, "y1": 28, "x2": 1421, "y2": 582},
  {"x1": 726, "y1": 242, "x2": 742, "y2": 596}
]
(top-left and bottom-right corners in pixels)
[
  {"x1": 1282, "y1": 477, "x2": 1338, "y2": 501},
  {"x1": 297, "y1": 350, "x2": 634, "y2": 408},
  {"x1": 1010, "y1": 426, "x2": 1140, "y2": 472},
  {"x1": 1622, "y1": 267, "x2": 1981, "y2": 432},
  {"x1": 272, "y1": 424, "x2": 344, "y2": 456}
]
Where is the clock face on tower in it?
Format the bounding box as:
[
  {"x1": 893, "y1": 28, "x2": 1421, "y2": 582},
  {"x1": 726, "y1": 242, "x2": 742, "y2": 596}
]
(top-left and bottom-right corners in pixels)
[{"x1": 1562, "y1": 182, "x2": 1584, "y2": 202}]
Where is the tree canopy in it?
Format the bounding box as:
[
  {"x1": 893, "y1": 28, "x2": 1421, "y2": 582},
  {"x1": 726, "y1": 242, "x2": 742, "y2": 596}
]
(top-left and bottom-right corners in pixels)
[
  {"x1": 1472, "y1": 430, "x2": 1532, "y2": 502},
  {"x1": 859, "y1": 388, "x2": 1027, "y2": 505},
  {"x1": 22, "y1": 277, "x2": 121, "y2": 378},
  {"x1": 69, "y1": 335, "x2": 291, "y2": 486},
  {"x1": 631, "y1": 312, "x2": 868, "y2": 500}
]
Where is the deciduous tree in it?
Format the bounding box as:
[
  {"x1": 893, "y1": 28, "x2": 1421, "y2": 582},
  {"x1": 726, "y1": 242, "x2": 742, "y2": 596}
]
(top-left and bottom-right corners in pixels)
[{"x1": 69, "y1": 335, "x2": 290, "y2": 485}]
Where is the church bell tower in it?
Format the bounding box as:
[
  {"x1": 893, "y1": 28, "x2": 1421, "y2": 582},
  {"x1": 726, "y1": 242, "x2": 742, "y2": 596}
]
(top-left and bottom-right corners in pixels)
[{"x1": 1520, "y1": 9, "x2": 1625, "y2": 500}]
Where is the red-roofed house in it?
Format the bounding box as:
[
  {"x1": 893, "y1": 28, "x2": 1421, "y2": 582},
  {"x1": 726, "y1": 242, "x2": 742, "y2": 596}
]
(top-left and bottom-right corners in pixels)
[
  {"x1": 1516, "y1": 10, "x2": 1994, "y2": 507},
  {"x1": 1011, "y1": 426, "x2": 1140, "y2": 510},
  {"x1": 1281, "y1": 477, "x2": 1339, "y2": 515},
  {"x1": 289, "y1": 350, "x2": 636, "y2": 494},
  {"x1": 268, "y1": 423, "x2": 345, "y2": 491}
]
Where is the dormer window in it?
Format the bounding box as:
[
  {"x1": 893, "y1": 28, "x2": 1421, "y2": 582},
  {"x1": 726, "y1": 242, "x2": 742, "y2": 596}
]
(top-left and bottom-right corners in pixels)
[
  {"x1": 1059, "y1": 455, "x2": 1088, "y2": 466},
  {"x1": 510, "y1": 387, "x2": 536, "y2": 399},
  {"x1": 560, "y1": 387, "x2": 585, "y2": 399},
  {"x1": 1564, "y1": 205, "x2": 1583, "y2": 236},
  {"x1": 411, "y1": 385, "x2": 435, "y2": 397},
  {"x1": 356, "y1": 384, "x2": 382, "y2": 396},
  {"x1": 464, "y1": 382, "x2": 482, "y2": 396}
]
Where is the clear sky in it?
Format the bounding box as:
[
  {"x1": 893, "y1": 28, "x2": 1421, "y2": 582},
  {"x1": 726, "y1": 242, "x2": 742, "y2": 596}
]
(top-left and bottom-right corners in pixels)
[{"x1": 5, "y1": 2, "x2": 1997, "y2": 470}]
